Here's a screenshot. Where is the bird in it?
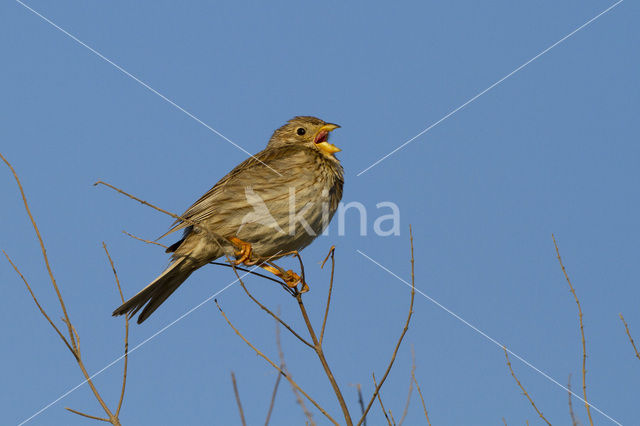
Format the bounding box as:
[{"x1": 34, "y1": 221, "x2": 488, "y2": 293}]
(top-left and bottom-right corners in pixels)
[{"x1": 113, "y1": 116, "x2": 344, "y2": 324}]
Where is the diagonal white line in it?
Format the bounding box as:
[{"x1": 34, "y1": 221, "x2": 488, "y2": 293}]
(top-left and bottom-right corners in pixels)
[
  {"x1": 357, "y1": 0, "x2": 623, "y2": 176},
  {"x1": 17, "y1": 261, "x2": 267, "y2": 425},
  {"x1": 356, "y1": 249, "x2": 622, "y2": 425},
  {"x1": 15, "y1": 0, "x2": 282, "y2": 177}
]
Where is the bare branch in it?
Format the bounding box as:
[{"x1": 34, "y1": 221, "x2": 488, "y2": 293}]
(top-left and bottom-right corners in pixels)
[
  {"x1": 215, "y1": 299, "x2": 338, "y2": 425},
  {"x1": 372, "y1": 373, "x2": 393, "y2": 426},
  {"x1": 2, "y1": 153, "x2": 121, "y2": 424},
  {"x1": 358, "y1": 385, "x2": 366, "y2": 426},
  {"x1": 320, "y1": 245, "x2": 336, "y2": 344},
  {"x1": 122, "y1": 230, "x2": 168, "y2": 249},
  {"x1": 289, "y1": 250, "x2": 308, "y2": 293},
  {"x1": 213, "y1": 261, "x2": 294, "y2": 287},
  {"x1": 65, "y1": 407, "x2": 109, "y2": 422},
  {"x1": 227, "y1": 261, "x2": 313, "y2": 349},
  {"x1": 3, "y1": 251, "x2": 75, "y2": 355},
  {"x1": 95, "y1": 181, "x2": 194, "y2": 229},
  {"x1": 412, "y1": 370, "x2": 431, "y2": 426},
  {"x1": 348, "y1": 384, "x2": 367, "y2": 426},
  {"x1": 264, "y1": 369, "x2": 282, "y2": 426},
  {"x1": 358, "y1": 383, "x2": 367, "y2": 426},
  {"x1": 357, "y1": 226, "x2": 416, "y2": 426},
  {"x1": 568, "y1": 374, "x2": 580, "y2": 426},
  {"x1": 103, "y1": 243, "x2": 129, "y2": 417},
  {"x1": 295, "y1": 292, "x2": 352, "y2": 425},
  {"x1": 388, "y1": 409, "x2": 396, "y2": 426},
  {"x1": 94, "y1": 180, "x2": 225, "y2": 252},
  {"x1": 61, "y1": 318, "x2": 81, "y2": 355},
  {"x1": 504, "y1": 347, "x2": 551, "y2": 425},
  {"x1": 1, "y1": 152, "x2": 77, "y2": 351},
  {"x1": 553, "y1": 234, "x2": 593, "y2": 426},
  {"x1": 619, "y1": 313, "x2": 640, "y2": 361},
  {"x1": 231, "y1": 371, "x2": 247, "y2": 426},
  {"x1": 398, "y1": 346, "x2": 416, "y2": 425},
  {"x1": 276, "y1": 318, "x2": 315, "y2": 425},
  {"x1": 251, "y1": 249, "x2": 352, "y2": 424}
]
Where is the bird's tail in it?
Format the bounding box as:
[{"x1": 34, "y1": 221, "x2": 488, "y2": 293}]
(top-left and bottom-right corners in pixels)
[{"x1": 113, "y1": 256, "x2": 196, "y2": 324}]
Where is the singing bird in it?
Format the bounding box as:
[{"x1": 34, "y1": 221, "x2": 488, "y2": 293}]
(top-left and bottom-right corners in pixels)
[{"x1": 113, "y1": 116, "x2": 344, "y2": 323}]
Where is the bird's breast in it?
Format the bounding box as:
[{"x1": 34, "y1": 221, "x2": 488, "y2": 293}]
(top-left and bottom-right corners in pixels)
[{"x1": 235, "y1": 152, "x2": 343, "y2": 257}]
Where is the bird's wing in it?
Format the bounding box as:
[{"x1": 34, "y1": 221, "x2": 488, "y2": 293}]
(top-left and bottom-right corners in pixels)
[{"x1": 159, "y1": 146, "x2": 315, "y2": 239}]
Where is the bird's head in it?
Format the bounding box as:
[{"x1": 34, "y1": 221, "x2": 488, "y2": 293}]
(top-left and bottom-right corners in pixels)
[{"x1": 267, "y1": 116, "x2": 341, "y2": 158}]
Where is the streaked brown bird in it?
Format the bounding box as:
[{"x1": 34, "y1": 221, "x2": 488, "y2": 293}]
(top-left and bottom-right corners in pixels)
[{"x1": 113, "y1": 116, "x2": 344, "y2": 323}]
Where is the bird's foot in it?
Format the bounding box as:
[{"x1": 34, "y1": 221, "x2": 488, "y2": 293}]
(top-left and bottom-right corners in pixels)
[
  {"x1": 260, "y1": 264, "x2": 309, "y2": 293},
  {"x1": 228, "y1": 237, "x2": 253, "y2": 265},
  {"x1": 282, "y1": 270, "x2": 302, "y2": 289}
]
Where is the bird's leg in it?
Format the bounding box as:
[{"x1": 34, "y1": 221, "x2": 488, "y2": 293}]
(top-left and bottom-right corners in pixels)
[
  {"x1": 260, "y1": 262, "x2": 308, "y2": 293},
  {"x1": 226, "y1": 238, "x2": 307, "y2": 292},
  {"x1": 227, "y1": 236, "x2": 253, "y2": 265}
]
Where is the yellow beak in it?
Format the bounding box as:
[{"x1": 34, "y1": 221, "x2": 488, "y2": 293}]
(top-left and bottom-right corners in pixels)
[{"x1": 315, "y1": 123, "x2": 341, "y2": 155}]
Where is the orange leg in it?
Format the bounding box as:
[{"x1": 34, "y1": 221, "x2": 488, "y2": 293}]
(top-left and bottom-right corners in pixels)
[
  {"x1": 260, "y1": 264, "x2": 308, "y2": 292},
  {"x1": 227, "y1": 239, "x2": 307, "y2": 292},
  {"x1": 227, "y1": 236, "x2": 253, "y2": 265}
]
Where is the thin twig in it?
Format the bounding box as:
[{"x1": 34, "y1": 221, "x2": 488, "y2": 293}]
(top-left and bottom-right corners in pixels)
[
  {"x1": 553, "y1": 234, "x2": 593, "y2": 426},
  {"x1": 231, "y1": 372, "x2": 247, "y2": 426},
  {"x1": 103, "y1": 243, "x2": 129, "y2": 417},
  {"x1": 1, "y1": 153, "x2": 77, "y2": 351},
  {"x1": 95, "y1": 180, "x2": 225, "y2": 252},
  {"x1": 619, "y1": 313, "x2": 640, "y2": 361},
  {"x1": 227, "y1": 261, "x2": 313, "y2": 349},
  {"x1": 2, "y1": 154, "x2": 119, "y2": 424},
  {"x1": 398, "y1": 346, "x2": 416, "y2": 425},
  {"x1": 568, "y1": 374, "x2": 580, "y2": 426},
  {"x1": 122, "y1": 230, "x2": 169, "y2": 248},
  {"x1": 264, "y1": 370, "x2": 282, "y2": 426},
  {"x1": 289, "y1": 250, "x2": 308, "y2": 292},
  {"x1": 3, "y1": 251, "x2": 74, "y2": 355},
  {"x1": 357, "y1": 226, "x2": 416, "y2": 426},
  {"x1": 502, "y1": 418, "x2": 507, "y2": 426},
  {"x1": 122, "y1": 230, "x2": 169, "y2": 250},
  {"x1": 61, "y1": 318, "x2": 81, "y2": 355},
  {"x1": 276, "y1": 317, "x2": 315, "y2": 425},
  {"x1": 215, "y1": 299, "x2": 338, "y2": 425},
  {"x1": 504, "y1": 347, "x2": 551, "y2": 425},
  {"x1": 214, "y1": 262, "x2": 293, "y2": 288},
  {"x1": 348, "y1": 384, "x2": 367, "y2": 426},
  {"x1": 69, "y1": 327, "x2": 119, "y2": 420},
  {"x1": 95, "y1": 181, "x2": 196, "y2": 229},
  {"x1": 412, "y1": 370, "x2": 431, "y2": 426},
  {"x1": 296, "y1": 292, "x2": 352, "y2": 425},
  {"x1": 389, "y1": 410, "x2": 396, "y2": 426},
  {"x1": 320, "y1": 245, "x2": 336, "y2": 344},
  {"x1": 261, "y1": 248, "x2": 350, "y2": 423},
  {"x1": 357, "y1": 384, "x2": 366, "y2": 426},
  {"x1": 64, "y1": 408, "x2": 109, "y2": 422},
  {"x1": 372, "y1": 373, "x2": 393, "y2": 426}
]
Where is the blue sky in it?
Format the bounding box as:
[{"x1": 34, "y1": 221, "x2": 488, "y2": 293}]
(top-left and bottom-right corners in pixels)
[{"x1": 1, "y1": 1, "x2": 638, "y2": 425}]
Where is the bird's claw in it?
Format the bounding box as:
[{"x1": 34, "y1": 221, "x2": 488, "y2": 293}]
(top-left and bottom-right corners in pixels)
[
  {"x1": 283, "y1": 270, "x2": 301, "y2": 287},
  {"x1": 228, "y1": 237, "x2": 253, "y2": 265},
  {"x1": 259, "y1": 264, "x2": 309, "y2": 293},
  {"x1": 283, "y1": 270, "x2": 310, "y2": 293}
]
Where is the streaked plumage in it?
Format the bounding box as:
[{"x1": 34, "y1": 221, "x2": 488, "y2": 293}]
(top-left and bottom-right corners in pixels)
[{"x1": 113, "y1": 116, "x2": 344, "y2": 323}]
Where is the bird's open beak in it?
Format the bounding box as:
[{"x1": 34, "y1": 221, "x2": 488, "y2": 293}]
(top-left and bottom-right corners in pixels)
[{"x1": 314, "y1": 123, "x2": 341, "y2": 155}]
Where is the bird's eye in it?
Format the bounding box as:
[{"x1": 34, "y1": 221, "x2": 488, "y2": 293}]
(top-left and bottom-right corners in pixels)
[{"x1": 296, "y1": 128, "x2": 306, "y2": 136}]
